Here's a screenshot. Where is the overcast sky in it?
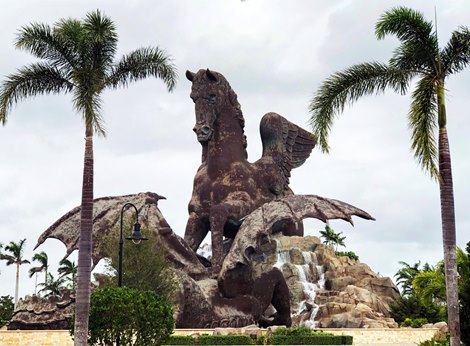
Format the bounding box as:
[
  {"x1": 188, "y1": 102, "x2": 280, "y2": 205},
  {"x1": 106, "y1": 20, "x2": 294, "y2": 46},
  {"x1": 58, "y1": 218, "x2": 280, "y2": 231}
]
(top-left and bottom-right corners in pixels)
[{"x1": 0, "y1": 0, "x2": 468, "y2": 300}]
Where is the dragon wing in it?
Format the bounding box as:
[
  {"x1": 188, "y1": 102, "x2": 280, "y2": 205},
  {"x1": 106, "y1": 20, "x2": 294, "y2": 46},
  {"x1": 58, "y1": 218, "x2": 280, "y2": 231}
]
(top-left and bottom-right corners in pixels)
[
  {"x1": 34, "y1": 192, "x2": 207, "y2": 278},
  {"x1": 259, "y1": 112, "x2": 316, "y2": 192},
  {"x1": 34, "y1": 192, "x2": 166, "y2": 266},
  {"x1": 220, "y1": 194, "x2": 375, "y2": 275}
]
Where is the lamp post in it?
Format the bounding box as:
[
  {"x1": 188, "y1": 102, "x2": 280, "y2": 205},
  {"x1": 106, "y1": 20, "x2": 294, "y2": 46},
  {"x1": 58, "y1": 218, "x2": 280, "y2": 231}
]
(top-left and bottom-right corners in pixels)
[{"x1": 118, "y1": 202, "x2": 148, "y2": 287}]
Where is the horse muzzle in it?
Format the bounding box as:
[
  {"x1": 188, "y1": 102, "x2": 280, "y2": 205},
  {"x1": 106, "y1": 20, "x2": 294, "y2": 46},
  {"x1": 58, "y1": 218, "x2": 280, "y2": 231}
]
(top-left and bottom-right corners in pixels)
[{"x1": 193, "y1": 124, "x2": 213, "y2": 142}]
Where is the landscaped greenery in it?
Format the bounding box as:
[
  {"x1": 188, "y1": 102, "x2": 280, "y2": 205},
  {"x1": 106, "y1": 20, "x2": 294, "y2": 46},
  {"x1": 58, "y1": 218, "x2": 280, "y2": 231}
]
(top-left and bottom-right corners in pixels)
[
  {"x1": 266, "y1": 326, "x2": 352, "y2": 345},
  {"x1": 391, "y1": 242, "x2": 470, "y2": 345},
  {"x1": 0, "y1": 295, "x2": 14, "y2": 327},
  {"x1": 76, "y1": 287, "x2": 174, "y2": 346},
  {"x1": 100, "y1": 222, "x2": 178, "y2": 304},
  {"x1": 198, "y1": 335, "x2": 255, "y2": 345},
  {"x1": 335, "y1": 251, "x2": 359, "y2": 261}
]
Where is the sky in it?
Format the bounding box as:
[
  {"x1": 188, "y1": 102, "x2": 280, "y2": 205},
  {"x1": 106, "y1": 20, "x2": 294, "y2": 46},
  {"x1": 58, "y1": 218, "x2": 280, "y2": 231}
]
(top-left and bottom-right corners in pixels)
[{"x1": 0, "y1": 0, "x2": 469, "y2": 300}]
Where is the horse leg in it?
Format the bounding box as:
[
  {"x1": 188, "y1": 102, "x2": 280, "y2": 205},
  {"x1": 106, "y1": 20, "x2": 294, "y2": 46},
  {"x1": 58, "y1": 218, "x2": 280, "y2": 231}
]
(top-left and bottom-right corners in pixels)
[
  {"x1": 184, "y1": 212, "x2": 208, "y2": 252},
  {"x1": 209, "y1": 204, "x2": 229, "y2": 276}
]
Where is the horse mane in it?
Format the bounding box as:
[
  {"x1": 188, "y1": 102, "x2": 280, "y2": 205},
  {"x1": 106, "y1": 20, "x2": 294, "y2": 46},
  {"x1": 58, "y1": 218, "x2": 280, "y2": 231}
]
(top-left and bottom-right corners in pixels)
[{"x1": 225, "y1": 78, "x2": 248, "y2": 153}]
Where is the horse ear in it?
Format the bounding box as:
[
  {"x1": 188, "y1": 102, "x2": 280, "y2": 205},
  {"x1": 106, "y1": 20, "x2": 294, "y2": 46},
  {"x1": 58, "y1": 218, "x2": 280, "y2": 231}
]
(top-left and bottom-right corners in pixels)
[
  {"x1": 206, "y1": 69, "x2": 218, "y2": 82},
  {"x1": 186, "y1": 70, "x2": 195, "y2": 82}
]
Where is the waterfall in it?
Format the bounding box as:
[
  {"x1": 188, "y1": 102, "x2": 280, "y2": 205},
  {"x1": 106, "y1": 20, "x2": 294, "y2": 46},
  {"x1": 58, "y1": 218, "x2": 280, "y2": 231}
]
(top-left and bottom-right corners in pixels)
[{"x1": 274, "y1": 244, "x2": 326, "y2": 328}]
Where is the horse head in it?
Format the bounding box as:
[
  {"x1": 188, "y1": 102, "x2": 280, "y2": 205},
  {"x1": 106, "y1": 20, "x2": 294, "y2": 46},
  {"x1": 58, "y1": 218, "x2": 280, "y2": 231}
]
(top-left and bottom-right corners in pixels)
[{"x1": 186, "y1": 69, "x2": 242, "y2": 143}]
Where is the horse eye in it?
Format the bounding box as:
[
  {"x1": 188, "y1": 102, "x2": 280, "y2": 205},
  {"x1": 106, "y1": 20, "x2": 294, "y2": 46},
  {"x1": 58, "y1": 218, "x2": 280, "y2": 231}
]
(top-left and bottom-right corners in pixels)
[{"x1": 207, "y1": 94, "x2": 216, "y2": 105}]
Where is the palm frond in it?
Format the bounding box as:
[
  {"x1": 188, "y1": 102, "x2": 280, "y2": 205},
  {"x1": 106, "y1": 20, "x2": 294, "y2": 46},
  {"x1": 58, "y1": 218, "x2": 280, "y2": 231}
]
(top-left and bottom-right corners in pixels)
[
  {"x1": 15, "y1": 23, "x2": 77, "y2": 72},
  {"x1": 105, "y1": 47, "x2": 177, "y2": 92},
  {"x1": 83, "y1": 10, "x2": 117, "y2": 73},
  {"x1": 309, "y1": 62, "x2": 412, "y2": 152},
  {"x1": 390, "y1": 41, "x2": 437, "y2": 73},
  {"x1": 408, "y1": 77, "x2": 439, "y2": 179},
  {"x1": 376, "y1": 7, "x2": 439, "y2": 73},
  {"x1": 72, "y1": 85, "x2": 105, "y2": 136},
  {"x1": 29, "y1": 266, "x2": 44, "y2": 278},
  {"x1": 376, "y1": 7, "x2": 434, "y2": 43},
  {"x1": 441, "y1": 26, "x2": 470, "y2": 75},
  {"x1": 413, "y1": 270, "x2": 446, "y2": 305},
  {"x1": 0, "y1": 63, "x2": 73, "y2": 124}
]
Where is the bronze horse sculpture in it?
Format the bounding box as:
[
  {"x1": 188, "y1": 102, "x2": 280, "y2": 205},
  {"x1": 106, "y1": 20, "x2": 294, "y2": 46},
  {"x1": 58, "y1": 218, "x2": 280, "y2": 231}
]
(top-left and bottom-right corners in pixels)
[{"x1": 184, "y1": 69, "x2": 316, "y2": 274}]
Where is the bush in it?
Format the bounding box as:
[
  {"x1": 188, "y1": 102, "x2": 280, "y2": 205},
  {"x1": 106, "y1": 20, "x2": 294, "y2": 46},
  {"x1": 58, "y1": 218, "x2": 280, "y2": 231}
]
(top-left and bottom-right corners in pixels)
[
  {"x1": 390, "y1": 293, "x2": 445, "y2": 324},
  {"x1": 269, "y1": 334, "x2": 352, "y2": 345},
  {"x1": 400, "y1": 317, "x2": 428, "y2": 328},
  {"x1": 335, "y1": 251, "x2": 359, "y2": 261},
  {"x1": 197, "y1": 335, "x2": 255, "y2": 345},
  {"x1": 272, "y1": 326, "x2": 323, "y2": 336},
  {"x1": 268, "y1": 327, "x2": 351, "y2": 345},
  {"x1": 0, "y1": 295, "x2": 14, "y2": 327},
  {"x1": 163, "y1": 335, "x2": 194, "y2": 345},
  {"x1": 79, "y1": 287, "x2": 174, "y2": 346}
]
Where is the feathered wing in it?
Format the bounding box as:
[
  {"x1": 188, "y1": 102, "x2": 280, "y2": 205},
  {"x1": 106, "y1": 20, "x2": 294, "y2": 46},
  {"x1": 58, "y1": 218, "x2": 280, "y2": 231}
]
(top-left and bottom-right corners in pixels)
[{"x1": 258, "y1": 112, "x2": 316, "y2": 194}]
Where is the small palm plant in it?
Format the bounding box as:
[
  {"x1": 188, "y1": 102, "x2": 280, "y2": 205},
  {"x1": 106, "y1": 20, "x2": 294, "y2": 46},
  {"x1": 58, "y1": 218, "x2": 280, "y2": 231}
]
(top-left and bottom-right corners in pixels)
[
  {"x1": 37, "y1": 273, "x2": 67, "y2": 297},
  {"x1": 58, "y1": 258, "x2": 77, "y2": 289}
]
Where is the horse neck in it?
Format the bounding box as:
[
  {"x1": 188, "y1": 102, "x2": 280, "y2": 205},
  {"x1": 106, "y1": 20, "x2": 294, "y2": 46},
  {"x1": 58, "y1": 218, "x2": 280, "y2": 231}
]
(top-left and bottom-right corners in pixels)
[{"x1": 206, "y1": 106, "x2": 247, "y2": 172}]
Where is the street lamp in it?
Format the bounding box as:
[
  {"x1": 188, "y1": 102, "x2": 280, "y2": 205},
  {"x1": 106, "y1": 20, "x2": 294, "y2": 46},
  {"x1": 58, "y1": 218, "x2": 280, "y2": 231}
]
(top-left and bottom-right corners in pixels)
[{"x1": 118, "y1": 202, "x2": 148, "y2": 287}]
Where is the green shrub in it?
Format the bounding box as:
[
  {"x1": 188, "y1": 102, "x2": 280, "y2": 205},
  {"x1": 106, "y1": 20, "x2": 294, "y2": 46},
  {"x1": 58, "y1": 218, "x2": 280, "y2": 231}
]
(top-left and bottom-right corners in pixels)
[
  {"x1": 419, "y1": 335, "x2": 449, "y2": 346},
  {"x1": 163, "y1": 335, "x2": 194, "y2": 345},
  {"x1": 400, "y1": 317, "x2": 428, "y2": 328},
  {"x1": 335, "y1": 251, "x2": 359, "y2": 261},
  {"x1": 272, "y1": 326, "x2": 325, "y2": 336},
  {"x1": 197, "y1": 335, "x2": 255, "y2": 345},
  {"x1": 256, "y1": 335, "x2": 266, "y2": 345},
  {"x1": 78, "y1": 287, "x2": 174, "y2": 346},
  {"x1": 0, "y1": 295, "x2": 14, "y2": 327},
  {"x1": 269, "y1": 334, "x2": 351, "y2": 345}
]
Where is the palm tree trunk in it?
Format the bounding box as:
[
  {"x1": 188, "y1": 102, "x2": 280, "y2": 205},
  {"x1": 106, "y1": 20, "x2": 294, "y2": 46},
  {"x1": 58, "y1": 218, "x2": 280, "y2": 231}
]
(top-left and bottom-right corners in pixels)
[
  {"x1": 74, "y1": 126, "x2": 94, "y2": 346},
  {"x1": 14, "y1": 264, "x2": 19, "y2": 309},
  {"x1": 437, "y1": 84, "x2": 460, "y2": 346}
]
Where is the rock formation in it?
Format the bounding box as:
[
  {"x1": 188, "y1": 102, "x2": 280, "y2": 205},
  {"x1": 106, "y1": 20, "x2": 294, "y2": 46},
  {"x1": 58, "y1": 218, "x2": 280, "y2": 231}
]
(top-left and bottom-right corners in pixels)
[
  {"x1": 270, "y1": 235, "x2": 399, "y2": 328},
  {"x1": 8, "y1": 290, "x2": 74, "y2": 330}
]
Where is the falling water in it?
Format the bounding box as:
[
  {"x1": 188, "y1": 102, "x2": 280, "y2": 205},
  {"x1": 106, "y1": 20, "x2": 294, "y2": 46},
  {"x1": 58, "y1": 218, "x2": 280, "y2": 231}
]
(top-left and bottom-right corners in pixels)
[{"x1": 274, "y1": 244, "x2": 326, "y2": 328}]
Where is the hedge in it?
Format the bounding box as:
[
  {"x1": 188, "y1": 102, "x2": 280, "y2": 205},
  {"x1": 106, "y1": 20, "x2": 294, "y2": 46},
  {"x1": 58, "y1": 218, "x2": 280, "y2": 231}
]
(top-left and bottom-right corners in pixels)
[
  {"x1": 268, "y1": 334, "x2": 353, "y2": 345},
  {"x1": 197, "y1": 335, "x2": 255, "y2": 345},
  {"x1": 162, "y1": 335, "x2": 195, "y2": 345}
]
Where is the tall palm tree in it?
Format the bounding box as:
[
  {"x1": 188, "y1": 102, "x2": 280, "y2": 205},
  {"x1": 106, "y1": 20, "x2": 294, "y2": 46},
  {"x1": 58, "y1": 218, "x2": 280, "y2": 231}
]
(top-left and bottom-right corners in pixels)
[
  {"x1": 0, "y1": 10, "x2": 177, "y2": 346},
  {"x1": 29, "y1": 251, "x2": 49, "y2": 294},
  {"x1": 58, "y1": 258, "x2": 77, "y2": 289},
  {"x1": 309, "y1": 7, "x2": 470, "y2": 344},
  {"x1": 37, "y1": 273, "x2": 67, "y2": 297},
  {"x1": 0, "y1": 239, "x2": 30, "y2": 308}
]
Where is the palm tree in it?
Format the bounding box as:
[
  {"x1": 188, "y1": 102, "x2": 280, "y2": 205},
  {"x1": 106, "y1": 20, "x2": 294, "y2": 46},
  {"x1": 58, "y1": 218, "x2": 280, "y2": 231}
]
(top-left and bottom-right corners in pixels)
[
  {"x1": 37, "y1": 273, "x2": 67, "y2": 297},
  {"x1": 58, "y1": 258, "x2": 77, "y2": 289},
  {"x1": 29, "y1": 251, "x2": 49, "y2": 294},
  {"x1": 0, "y1": 239, "x2": 30, "y2": 308},
  {"x1": 309, "y1": 7, "x2": 469, "y2": 344},
  {"x1": 319, "y1": 224, "x2": 337, "y2": 247},
  {"x1": 332, "y1": 231, "x2": 346, "y2": 251},
  {"x1": 394, "y1": 260, "x2": 431, "y2": 295},
  {"x1": 0, "y1": 11, "x2": 177, "y2": 346}
]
